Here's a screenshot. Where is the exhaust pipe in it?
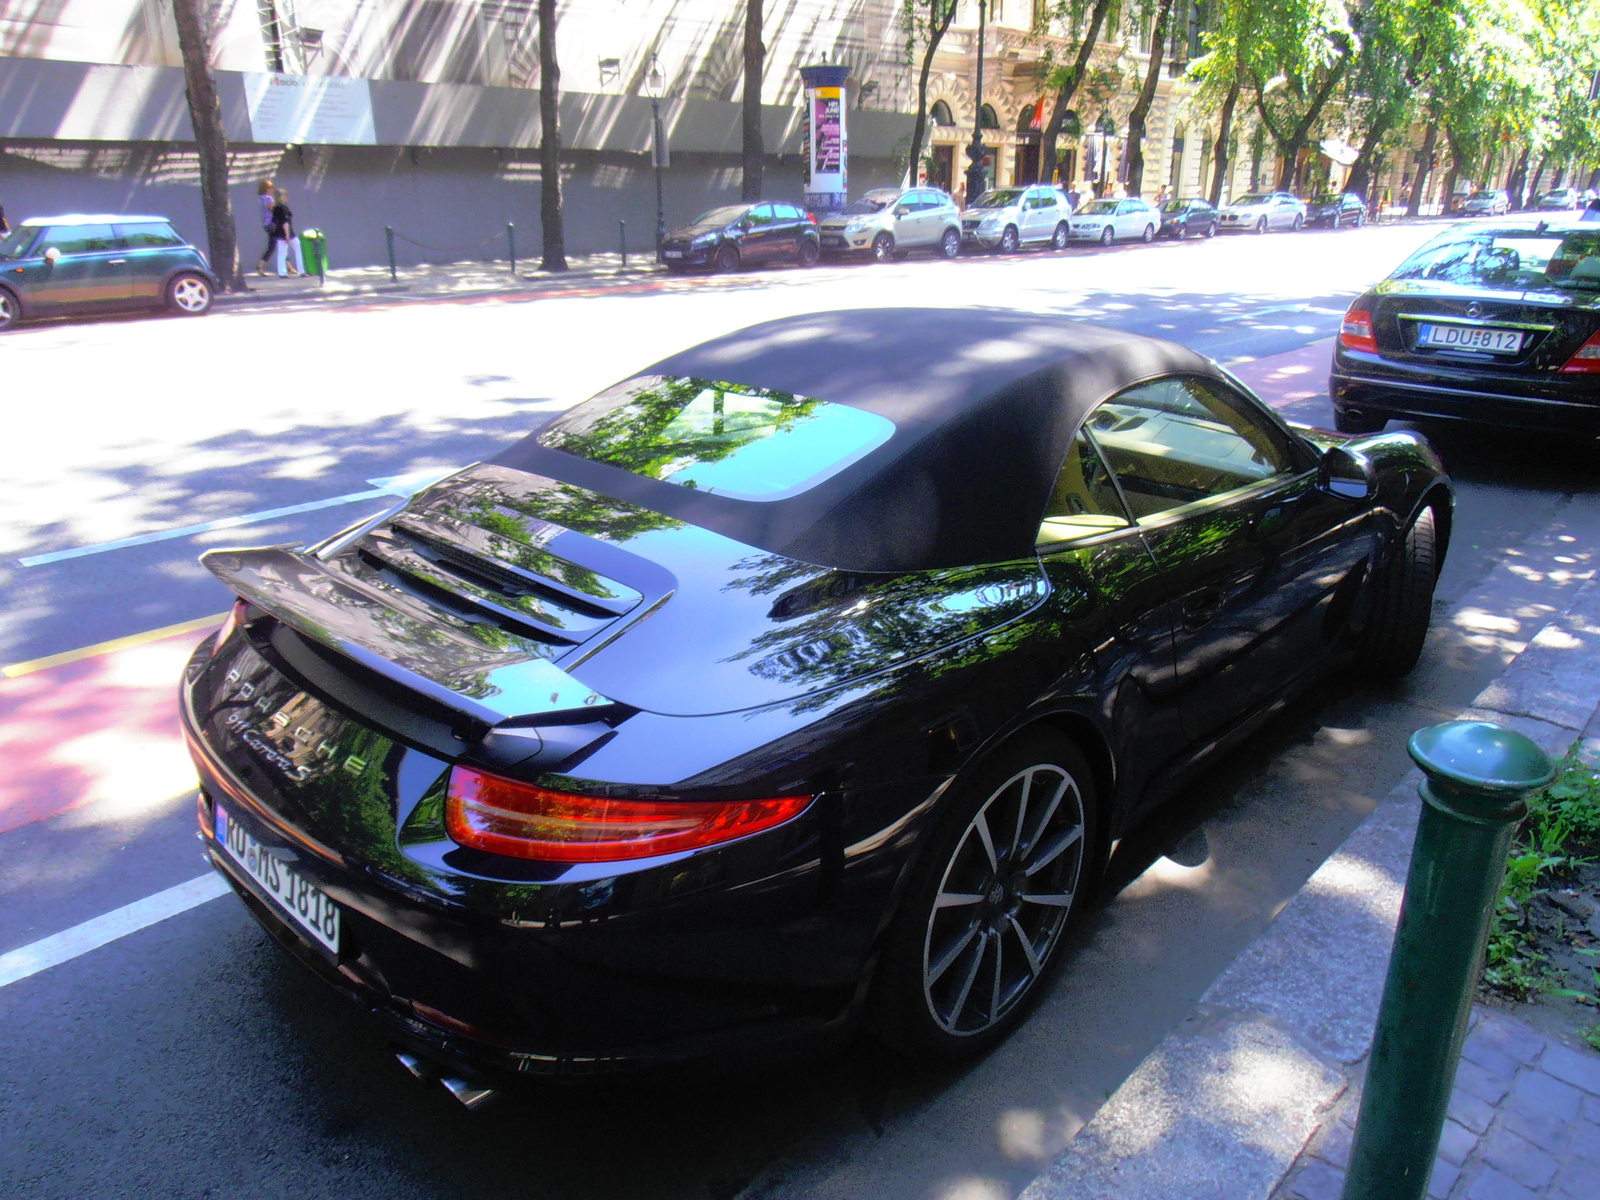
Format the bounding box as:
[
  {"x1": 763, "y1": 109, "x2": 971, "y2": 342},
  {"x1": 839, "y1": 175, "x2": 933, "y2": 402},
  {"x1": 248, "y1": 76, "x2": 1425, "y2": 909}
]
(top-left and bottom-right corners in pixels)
[
  {"x1": 441, "y1": 1076, "x2": 499, "y2": 1111},
  {"x1": 395, "y1": 1051, "x2": 434, "y2": 1081}
]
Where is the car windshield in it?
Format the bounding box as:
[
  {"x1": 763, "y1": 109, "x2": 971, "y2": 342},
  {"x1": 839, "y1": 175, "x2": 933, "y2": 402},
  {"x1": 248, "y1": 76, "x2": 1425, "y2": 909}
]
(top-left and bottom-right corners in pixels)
[
  {"x1": 538, "y1": 375, "x2": 897, "y2": 502},
  {"x1": 1080, "y1": 200, "x2": 1119, "y2": 214},
  {"x1": 840, "y1": 193, "x2": 896, "y2": 215},
  {"x1": 1313, "y1": 194, "x2": 1342, "y2": 204},
  {"x1": 691, "y1": 205, "x2": 751, "y2": 227},
  {"x1": 970, "y1": 189, "x2": 1026, "y2": 209},
  {"x1": 1468, "y1": 191, "x2": 1498, "y2": 201},
  {"x1": 1232, "y1": 194, "x2": 1271, "y2": 206},
  {"x1": 0, "y1": 226, "x2": 38, "y2": 259},
  {"x1": 1161, "y1": 201, "x2": 1191, "y2": 213},
  {"x1": 1392, "y1": 229, "x2": 1600, "y2": 292}
]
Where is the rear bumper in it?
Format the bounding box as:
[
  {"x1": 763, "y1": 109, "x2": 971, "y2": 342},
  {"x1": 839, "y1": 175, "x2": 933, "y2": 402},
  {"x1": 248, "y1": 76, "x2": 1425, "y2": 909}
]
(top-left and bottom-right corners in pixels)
[{"x1": 1330, "y1": 362, "x2": 1600, "y2": 434}]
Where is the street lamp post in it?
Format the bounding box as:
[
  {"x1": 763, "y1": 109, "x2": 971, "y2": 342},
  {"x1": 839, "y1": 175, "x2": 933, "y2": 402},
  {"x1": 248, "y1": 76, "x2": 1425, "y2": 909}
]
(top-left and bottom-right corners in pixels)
[
  {"x1": 964, "y1": 0, "x2": 988, "y2": 206},
  {"x1": 647, "y1": 57, "x2": 667, "y2": 259}
]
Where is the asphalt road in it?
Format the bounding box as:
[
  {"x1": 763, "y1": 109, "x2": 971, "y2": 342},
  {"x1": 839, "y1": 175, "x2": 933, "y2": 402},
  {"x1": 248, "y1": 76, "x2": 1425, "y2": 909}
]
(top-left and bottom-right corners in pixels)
[{"x1": 4, "y1": 222, "x2": 1599, "y2": 1200}]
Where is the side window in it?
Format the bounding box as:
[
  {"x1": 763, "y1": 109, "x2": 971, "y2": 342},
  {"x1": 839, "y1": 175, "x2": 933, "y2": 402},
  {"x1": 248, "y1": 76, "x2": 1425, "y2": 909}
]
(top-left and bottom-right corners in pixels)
[
  {"x1": 115, "y1": 222, "x2": 184, "y2": 249},
  {"x1": 1038, "y1": 430, "x2": 1131, "y2": 544},
  {"x1": 1086, "y1": 376, "x2": 1297, "y2": 522},
  {"x1": 42, "y1": 224, "x2": 116, "y2": 254},
  {"x1": 749, "y1": 204, "x2": 774, "y2": 226}
]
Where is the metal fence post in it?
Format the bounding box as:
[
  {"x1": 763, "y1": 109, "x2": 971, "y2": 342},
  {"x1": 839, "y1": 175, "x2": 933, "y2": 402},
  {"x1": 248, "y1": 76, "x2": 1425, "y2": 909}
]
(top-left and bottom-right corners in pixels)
[
  {"x1": 1340, "y1": 721, "x2": 1554, "y2": 1200},
  {"x1": 620, "y1": 220, "x2": 627, "y2": 268},
  {"x1": 385, "y1": 226, "x2": 397, "y2": 282},
  {"x1": 507, "y1": 222, "x2": 516, "y2": 274},
  {"x1": 317, "y1": 231, "x2": 326, "y2": 284}
]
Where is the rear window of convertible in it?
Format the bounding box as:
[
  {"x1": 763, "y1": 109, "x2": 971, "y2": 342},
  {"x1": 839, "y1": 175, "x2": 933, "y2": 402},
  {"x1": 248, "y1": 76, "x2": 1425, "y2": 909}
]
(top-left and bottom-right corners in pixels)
[{"x1": 537, "y1": 375, "x2": 896, "y2": 501}]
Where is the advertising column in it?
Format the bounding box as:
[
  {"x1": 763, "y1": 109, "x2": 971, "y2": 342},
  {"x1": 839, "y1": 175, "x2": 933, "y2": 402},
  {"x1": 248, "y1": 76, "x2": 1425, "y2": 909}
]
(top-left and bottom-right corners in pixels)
[{"x1": 800, "y1": 63, "x2": 850, "y2": 213}]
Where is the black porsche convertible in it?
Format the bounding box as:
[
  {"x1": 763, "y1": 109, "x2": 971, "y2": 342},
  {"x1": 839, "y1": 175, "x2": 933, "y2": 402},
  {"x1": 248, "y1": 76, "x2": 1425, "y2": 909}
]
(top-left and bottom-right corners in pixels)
[{"x1": 181, "y1": 309, "x2": 1451, "y2": 1103}]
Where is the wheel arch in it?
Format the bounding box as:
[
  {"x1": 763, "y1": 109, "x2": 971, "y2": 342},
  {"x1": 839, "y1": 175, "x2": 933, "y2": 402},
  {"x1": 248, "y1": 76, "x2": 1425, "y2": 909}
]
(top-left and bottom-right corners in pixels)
[
  {"x1": 0, "y1": 282, "x2": 22, "y2": 320},
  {"x1": 1414, "y1": 484, "x2": 1453, "y2": 578}
]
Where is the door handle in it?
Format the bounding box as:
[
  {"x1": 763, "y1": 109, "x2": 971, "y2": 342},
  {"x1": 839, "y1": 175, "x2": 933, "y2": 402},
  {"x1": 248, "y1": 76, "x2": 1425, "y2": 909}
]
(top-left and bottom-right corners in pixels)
[{"x1": 107, "y1": 259, "x2": 126, "y2": 265}]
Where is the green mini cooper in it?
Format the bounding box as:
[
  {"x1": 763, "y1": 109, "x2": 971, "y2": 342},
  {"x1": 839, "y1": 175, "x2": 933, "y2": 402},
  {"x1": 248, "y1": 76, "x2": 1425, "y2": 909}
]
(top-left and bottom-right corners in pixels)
[{"x1": 0, "y1": 213, "x2": 217, "y2": 330}]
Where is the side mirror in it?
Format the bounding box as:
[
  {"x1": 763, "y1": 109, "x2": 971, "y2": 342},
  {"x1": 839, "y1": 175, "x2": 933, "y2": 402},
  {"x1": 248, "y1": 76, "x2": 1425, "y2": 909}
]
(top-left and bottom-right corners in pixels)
[
  {"x1": 1317, "y1": 445, "x2": 1377, "y2": 501},
  {"x1": 894, "y1": 205, "x2": 911, "y2": 217},
  {"x1": 43, "y1": 246, "x2": 60, "y2": 264}
]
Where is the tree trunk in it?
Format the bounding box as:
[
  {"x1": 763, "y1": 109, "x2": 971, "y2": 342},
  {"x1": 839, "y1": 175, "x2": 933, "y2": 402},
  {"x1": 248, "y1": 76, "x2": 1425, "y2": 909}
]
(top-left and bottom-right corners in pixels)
[
  {"x1": 1209, "y1": 72, "x2": 1242, "y2": 206},
  {"x1": 741, "y1": 0, "x2": 763, "y2": 201},
  {"x1": 171, "y1": 0, "x2": 239, "y2": 292},
  {"x1": 1440, "y1": 127, "x2": 1462, "y2": 216},
  {"x1": 1124, "y1": 0, "x2": 1174, "y2": 198},
  {"x1": 1504, "y1": 145, "x2": 1530, "y2": 209},
  {"x1": 1257, "y1": 50, "x2": 1350, "y2": 191},
  {"x1": 1406, "y1": 120, "x2": 1438, "y2": 217},
  {"x1": 906, "y1": 2, "x2": 957, "y2": 191},
  {"x1": 538, "y1": 0, "x2": 566, "y2": 271},
  {"x1": 1526, "y1": 153, "x2": 1549, "y2": 207},
  {"x1": 1345, "y1": 108, "x2": 1395, "y2": 202},
  {"x1": 1039, "y1": 0, "x2": 1114, "y2": 188}
]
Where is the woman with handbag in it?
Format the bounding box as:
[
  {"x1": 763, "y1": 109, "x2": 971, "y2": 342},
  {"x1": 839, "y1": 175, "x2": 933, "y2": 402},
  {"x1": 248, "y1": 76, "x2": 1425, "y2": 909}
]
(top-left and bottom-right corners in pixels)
[
  {"x1": 271, "y1": 189, "x2": 305, "y2": 277},
  {"x1": 256, "y1": 179, "x2": 276, "y2": 274}
]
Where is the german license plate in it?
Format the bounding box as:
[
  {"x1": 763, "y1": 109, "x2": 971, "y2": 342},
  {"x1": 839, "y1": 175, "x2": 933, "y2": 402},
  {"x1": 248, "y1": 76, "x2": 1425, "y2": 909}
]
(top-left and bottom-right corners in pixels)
[
  {"x1": 663, "y1": 249, "x2": 683, "y2": 259},
  {"x1": 1418, "y1": 324, "x2": 1522, "y2": 354},
  {"x1": 822, "y1": 235, "x2": 844, "y2": 246},
  {"x1": 216, "y1": 803, "x2": 340, "y2": 953}
]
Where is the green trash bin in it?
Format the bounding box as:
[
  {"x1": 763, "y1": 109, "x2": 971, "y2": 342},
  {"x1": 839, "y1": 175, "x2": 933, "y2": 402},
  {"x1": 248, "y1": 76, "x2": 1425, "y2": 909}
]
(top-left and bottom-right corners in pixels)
[{"x1": 299, "y1": 229, "x2": 327, "y2": 277}]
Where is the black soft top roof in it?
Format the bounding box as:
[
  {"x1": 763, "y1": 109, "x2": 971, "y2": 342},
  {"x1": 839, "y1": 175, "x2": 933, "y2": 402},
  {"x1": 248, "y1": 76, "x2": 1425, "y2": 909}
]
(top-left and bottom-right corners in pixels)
[{"x1": 494, "y1": 308, "x2": 1219, "y2": 571}]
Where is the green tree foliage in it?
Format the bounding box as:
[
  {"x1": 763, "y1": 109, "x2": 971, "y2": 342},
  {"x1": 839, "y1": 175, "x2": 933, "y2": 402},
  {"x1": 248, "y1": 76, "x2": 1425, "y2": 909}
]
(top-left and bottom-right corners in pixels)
[{"x1": 902, "y1": 1, "x2": 960, "y2": 188}]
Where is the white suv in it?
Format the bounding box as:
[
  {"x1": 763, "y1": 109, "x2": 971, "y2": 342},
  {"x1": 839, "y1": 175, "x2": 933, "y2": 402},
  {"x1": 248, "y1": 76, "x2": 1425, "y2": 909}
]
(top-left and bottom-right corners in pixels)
[
  {"x1": 817, "y1": 188, "x2": 962, "y2": 262},
  {"x1": 961, "y1": 185, "x2": 1074, "y2": 252}
]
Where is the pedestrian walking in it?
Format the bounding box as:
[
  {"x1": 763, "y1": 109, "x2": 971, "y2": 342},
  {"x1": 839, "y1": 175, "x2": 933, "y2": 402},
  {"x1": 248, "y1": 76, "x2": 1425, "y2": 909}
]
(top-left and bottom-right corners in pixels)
[
  {"x1": 255, "y1": 179, "x2": 277, "y2": 274},
  {"x1": 1065, "y1": 183, "x2": 1081, "y2": 213},
  {"x1": 271, "y1": 189, "x2": 304, "y2": 277},
  {"x1": 1154, "y1": 185, "x2": 1169, "y2": 208},
  {"x1": 0, "y1": 199, "x2": 9, "y2": 236}
]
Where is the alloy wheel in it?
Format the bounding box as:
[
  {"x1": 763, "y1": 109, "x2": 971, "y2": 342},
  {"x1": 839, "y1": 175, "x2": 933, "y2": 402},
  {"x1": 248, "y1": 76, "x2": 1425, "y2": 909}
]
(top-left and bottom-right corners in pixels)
[
  {"x1": 1052, "y1": 223, "x2": 1068, "y2": 251},
  {"x1": 921, "y1": 763, "x2": 1086, "y2": 1037},
  {"x1": 940, "y1": 228, "x2": 961, "y2": 259},
  {"x1": 797, "y1": 240, "x2": 820, "y2": 268},
  {"x1": 1099, "y1": 225, "x2": 1114, "y2": 246},
  {"x1": 1255, "y1": 217, "x2": 1268, "y2": 234},
  {"x1": 872, "y1": 233, "x2": 895, "y2": 263},
  {"x1": 169, "y1": 275, "x2": 211, "y2": 314},
  {"x1": 715, "y1": 244, "x2": 741, "y2": 273},
  {"x1": 1141, "y1": 224, "x2": 1155, "y2": 243},
  {"x1": 0, "y1": 289, "x2": 16, "y2": 331},
  {"x1": 1000, "y1": 226, "x2": 1020, "y2": 254}
]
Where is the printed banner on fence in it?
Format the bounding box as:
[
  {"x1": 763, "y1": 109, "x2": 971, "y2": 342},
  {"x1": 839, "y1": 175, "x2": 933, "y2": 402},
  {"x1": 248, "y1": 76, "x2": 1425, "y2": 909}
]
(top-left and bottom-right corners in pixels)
[{"x1": 244, "y1": 73, "x2": 376, "y2": 145}]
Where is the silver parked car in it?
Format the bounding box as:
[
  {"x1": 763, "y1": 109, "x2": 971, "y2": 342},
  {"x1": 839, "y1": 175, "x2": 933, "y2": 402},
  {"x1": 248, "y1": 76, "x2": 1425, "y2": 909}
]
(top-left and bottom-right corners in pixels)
[
  {"x1": 959, "y1": 185, "x2": 1073, "y2": 252},
  {"x1": 1460, "y1": 189, "x2": 1511, "y2": 216},
  {"x1": 1218, "y1": 192, "x2": 1307, "y2": 233},
  {"x1": 1067, "y1": 197, "x2": 1159, "y2": 245},
  {"x1": 816, "y1": 187, "x2": 962, "y2": 262}
]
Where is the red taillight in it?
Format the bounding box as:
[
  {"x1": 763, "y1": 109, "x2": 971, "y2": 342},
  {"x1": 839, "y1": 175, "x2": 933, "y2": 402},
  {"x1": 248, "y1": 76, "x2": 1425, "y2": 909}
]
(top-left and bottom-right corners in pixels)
[
  {"x1": 444, "y1": 766, "x2": 813, "y2": 862},
  {"x1": 1340, "y1": 308, "x2": 1378, "y2": 353},
  {"x1": 215, "y1": 598, "x2": 249, "y2": 646},
  {"x1": 1560, "y1": 330, "x2": 1600, "y2": 374}
]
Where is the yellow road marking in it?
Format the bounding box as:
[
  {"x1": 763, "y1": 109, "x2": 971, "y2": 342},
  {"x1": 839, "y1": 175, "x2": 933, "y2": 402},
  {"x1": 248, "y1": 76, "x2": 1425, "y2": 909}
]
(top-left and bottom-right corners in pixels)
[{"x1": 1, "y1": 613, "x2": 227, "y2": 679}]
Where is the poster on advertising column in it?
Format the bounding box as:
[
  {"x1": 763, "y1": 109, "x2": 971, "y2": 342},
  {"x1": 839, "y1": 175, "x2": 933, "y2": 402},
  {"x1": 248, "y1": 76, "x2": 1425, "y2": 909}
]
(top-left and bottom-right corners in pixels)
[
  {"x1": 800, "y1": 64, "x2": 850, "y2": 212},
  {"x1": 244, "y1": 73, "x2": 376, "y2": 145}
]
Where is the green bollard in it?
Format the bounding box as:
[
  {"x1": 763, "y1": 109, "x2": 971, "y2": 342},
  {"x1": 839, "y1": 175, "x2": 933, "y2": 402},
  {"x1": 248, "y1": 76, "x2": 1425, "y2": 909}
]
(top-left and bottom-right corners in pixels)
[
  {"x1": 507, "y1": 222, "x2": 516, "y2": 274},
  {"x1": 1341, "y1": 721, "x2": 1554, "y2": 1200},
  {"x1": 385, "y1": 225, "x2": 397, "y2": 282}
]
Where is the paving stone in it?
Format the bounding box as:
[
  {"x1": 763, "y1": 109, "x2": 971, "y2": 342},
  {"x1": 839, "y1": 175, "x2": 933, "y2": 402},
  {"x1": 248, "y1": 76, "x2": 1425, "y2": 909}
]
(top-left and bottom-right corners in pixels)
[
  {"x1": 1429, "y1": 1159, "x2": 1461, "y2": 1200},
  {"x1": 1459, "y1": 1040, "x2": 1526, "y2": 1081},
  {"x1": 1509, "y1": 1069, "x2": 1583, "y2": 1121},
  {"x1": 1455, "y1": 1058, "x2": 1513, "y2": 1106},
  {"x1": 1311, "y1": 1118, "x2": 1354, "y2": 1170},
  {"x1": 1540, "y1": 1042, "x2": 1600, "y2": 1097},
  {"x1": 1464, "y1": 1165, "x2": 1538, "y2": 1200},
  {"x1": 1449, "y1": 1087, "x2": 1498, "y2": 1135},
  {"x1": 1582, "y1": 1093, "x2": 1600, "y2": 1125},
  {"x1": 1284, "y1": 1158, "x2": 1345, "y2": 1200},
  {"x1": 1438, "y1": 1118, "x2": 1481, "y2": 1167},
  {"x1": 1466, "y1": 1013, "x2": 1547, "y2": 1067},
  {"x1": 1550, "y1": 1157, "x2": 1600, "y2": 1198},
  {"x1": 1483, "y1": 1126, "x2": 1558, "y2": 1189},
  {"x1": 1502, "y1": 1102, "x2": 1572, "y2": 1158}
]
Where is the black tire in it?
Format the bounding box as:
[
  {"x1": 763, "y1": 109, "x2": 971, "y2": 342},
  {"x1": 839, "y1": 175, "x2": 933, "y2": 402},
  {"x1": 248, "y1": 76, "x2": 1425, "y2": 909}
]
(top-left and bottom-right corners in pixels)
[
  {"x1": 1255, "y1": 217, "x2": 1268, "y2": 235},
  {"x1": 939, "y1": 228, "x2": 961, "y2": 259},
  {"x1": 796, "y1": 239, "x2": 820, "y2": 268},
  {"x1": 872, "y1": 232, "x2": 895, "y2": 263},
  {"x1": 1051, "y1": 222, "x2": 1069, "y2": 251},
  {"x1": 166, "y1": 272, "x2": 212, "y2": 316},
  {"x1": 1141, "y1": 223, "x2": 1155, "y2": 243},
  {"x1": 0, "y1": 287, "x2": 18, "y2": 331},
  {"x1": 1205, "y1": 220, "x2": 1217, "y2": 238},
  {"x1": 1354, "y1": 210, "x2": 1365, "y2": 228},
  {"x1": 1099, "y1": 225, "x2": 1114, "y2": 247},
  {"x1": 999, "y1": 226, "x2": 1020, "y2": 254},
  {"x1": 867, "y1": 732, "x2": 1097, "y2": 1061},
  {"x1": 1333, "y1": 407, "x2": 1387, "y2": 434},
  {"x1": 1331, "y1": 213, "x2": 1340, "y2": 231},
  {"x1": 714, "y1": 243, "x2": 741, "y2": 273},
  {"x1": 1352, "y1": 507, "x2": 1439, "y2": 680},
  {"x1": 1292, "y1": 214, "x2": 1304, "y2": 231}
]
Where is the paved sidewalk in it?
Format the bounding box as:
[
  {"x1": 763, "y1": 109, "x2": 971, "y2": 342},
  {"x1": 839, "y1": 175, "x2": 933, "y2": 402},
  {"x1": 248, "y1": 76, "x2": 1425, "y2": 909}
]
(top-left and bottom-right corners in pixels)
[{"x1": 1021, "y1": 539, "x2": 1600, "y2": 1198}]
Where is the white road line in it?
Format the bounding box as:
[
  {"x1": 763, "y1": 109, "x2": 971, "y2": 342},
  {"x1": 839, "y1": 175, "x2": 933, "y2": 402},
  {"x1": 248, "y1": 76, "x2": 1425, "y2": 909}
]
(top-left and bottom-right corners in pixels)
[
  {"x1": 0, "y1": 873, "x2": 231, "y2": 989},
  {"x1": 18, "y1": 469, "x2": 455, "y2": 567}
]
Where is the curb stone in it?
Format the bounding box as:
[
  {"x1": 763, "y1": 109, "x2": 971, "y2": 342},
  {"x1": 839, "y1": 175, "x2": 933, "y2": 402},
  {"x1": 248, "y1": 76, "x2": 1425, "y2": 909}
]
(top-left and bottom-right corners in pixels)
[{"x1": 1020, "y1": 574, "x2": 1600, "y2": 1200}]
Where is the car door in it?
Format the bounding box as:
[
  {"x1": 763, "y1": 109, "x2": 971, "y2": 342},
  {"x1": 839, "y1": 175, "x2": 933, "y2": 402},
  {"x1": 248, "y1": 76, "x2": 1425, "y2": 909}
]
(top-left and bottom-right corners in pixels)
[
  {"x1": 1083, "y1": 374, "x2": 1373, "y2": 743},
  {"x1": 1275, "y1": 196, "x2": 1298, "y2": 230},
  {"x1": 114, "y1": 221, "x2": 186, "y2": 301},
  {"x1": 740, "y1": 204, "x2": 781, "y2": 262},
  {"x1": 24, "y1": 224, "x2": 131, "y2": 312},
  {"x1": 1035, "y1": 428, "x2": 1185, "y2": 808},
  {"x1": 903, "y1": 192, "x2": 937, "y2": 247},
  {"x1": 1019, "y1": 189, "x2": 1046, "y2": 243}
]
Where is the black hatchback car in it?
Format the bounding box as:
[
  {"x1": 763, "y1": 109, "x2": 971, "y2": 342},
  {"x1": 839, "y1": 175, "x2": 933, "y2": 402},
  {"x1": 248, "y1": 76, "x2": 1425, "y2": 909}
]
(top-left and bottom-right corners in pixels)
[
  {"x1": 182, "y1": 309, "x2": 1450, "y2": 1102},
  {"x1": 1306, "y1": 193, "x2": 1367, "y2": 229},
  {"x1": 660, "y1": 202, "x2": 820, "y2": 273},
  {"x1": 0, "y1": 213, "x2": 215, "y2": 330},
  {"x1": 1331, "y1": 220, "x2": 1600, "y2": 433},
  {"x1": 1157, "y1": 198, "x2": 1219, "y2": 239}
]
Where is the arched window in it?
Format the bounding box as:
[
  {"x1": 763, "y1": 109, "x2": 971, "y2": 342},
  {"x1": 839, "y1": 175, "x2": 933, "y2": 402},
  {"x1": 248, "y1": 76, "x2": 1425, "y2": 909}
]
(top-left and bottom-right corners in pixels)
[
  {"x1": 1017, "y1": 103, "x2": 1042, "y2": 133},
  {"x1": 980, "y1": 104, "x2": 999, "y2": 130},
  {"x1": 929, "y1": 100, "x2": 955, "y2": 127},
  {"x1": 1061, "y1": 109, "x2": 1082, "y2": 140}
]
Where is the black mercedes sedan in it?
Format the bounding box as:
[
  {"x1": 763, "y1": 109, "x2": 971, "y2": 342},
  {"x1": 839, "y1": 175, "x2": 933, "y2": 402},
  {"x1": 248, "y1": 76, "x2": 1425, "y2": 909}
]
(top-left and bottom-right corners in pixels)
[
  {"x1": 659, "y1": 202, "x2": 820, "y2": 273},
  {"x1": 1306, "y1": 192, "x2": 1367, "y2": 229},
  {"x1": 181, "y1": 310, "x2": 1450, "y2": 1104},
  {"x1": 1330, "y1": 219, "x2": 1600, "y2": 434},
  {"x1": 1157, "y1": 198, "x2": 1219, "y2": 239}
]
